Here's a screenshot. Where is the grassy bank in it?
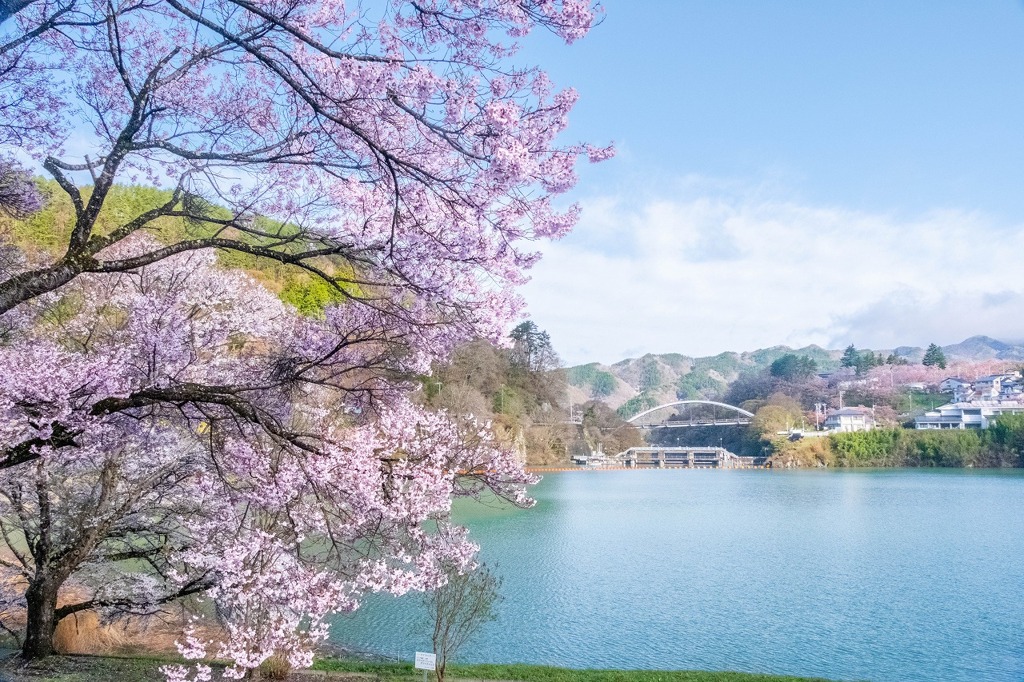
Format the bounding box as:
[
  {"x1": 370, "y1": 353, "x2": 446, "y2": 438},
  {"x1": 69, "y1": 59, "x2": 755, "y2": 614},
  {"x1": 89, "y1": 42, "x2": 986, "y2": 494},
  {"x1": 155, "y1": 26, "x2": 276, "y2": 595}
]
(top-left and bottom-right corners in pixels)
[
  {"x1": 311, "y1": 659, "x2": 836, "y2": 682},
  {"x1": 0, "y1": 652, "x2": 181, "y2": 682},
  {"x1": 0, "y1": 654, "x2": 838, "y2": 682}
]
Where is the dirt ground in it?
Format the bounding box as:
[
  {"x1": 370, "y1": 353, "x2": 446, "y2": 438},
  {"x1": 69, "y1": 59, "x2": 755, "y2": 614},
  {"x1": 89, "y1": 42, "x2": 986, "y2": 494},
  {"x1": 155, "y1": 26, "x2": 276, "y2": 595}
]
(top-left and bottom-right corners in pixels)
[{"x1": 0, "y1": 652, "x2": 377, "y2": 682}]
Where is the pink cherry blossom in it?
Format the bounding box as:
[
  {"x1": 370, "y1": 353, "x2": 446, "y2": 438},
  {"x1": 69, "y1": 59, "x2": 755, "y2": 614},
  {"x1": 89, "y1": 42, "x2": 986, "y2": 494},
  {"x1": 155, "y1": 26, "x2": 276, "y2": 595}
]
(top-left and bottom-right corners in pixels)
[{"x1": 0, "y1": 1, "x2": 605, "y2": 674}]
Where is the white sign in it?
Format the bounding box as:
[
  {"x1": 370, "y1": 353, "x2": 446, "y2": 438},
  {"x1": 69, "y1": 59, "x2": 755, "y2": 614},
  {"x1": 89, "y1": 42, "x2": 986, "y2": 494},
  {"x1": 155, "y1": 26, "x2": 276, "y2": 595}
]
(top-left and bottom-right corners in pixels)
[{"x1": 414, "y1": 652, "x2": 436, "y2": 670}]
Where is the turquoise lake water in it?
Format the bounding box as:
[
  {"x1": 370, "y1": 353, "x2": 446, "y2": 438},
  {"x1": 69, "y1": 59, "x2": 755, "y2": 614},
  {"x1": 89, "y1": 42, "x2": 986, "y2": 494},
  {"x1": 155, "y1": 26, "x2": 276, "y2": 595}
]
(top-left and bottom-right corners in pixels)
[{"x1": 329, "y1": 469, "x2": 1024, "y2": 682}]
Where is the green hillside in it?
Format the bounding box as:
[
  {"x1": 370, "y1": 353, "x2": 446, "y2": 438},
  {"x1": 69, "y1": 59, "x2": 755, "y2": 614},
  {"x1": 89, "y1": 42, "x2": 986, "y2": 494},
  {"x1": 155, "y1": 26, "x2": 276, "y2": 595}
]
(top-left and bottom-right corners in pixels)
[{"x1": 3, "y1": 180, "x2": 352, "y2": 317}]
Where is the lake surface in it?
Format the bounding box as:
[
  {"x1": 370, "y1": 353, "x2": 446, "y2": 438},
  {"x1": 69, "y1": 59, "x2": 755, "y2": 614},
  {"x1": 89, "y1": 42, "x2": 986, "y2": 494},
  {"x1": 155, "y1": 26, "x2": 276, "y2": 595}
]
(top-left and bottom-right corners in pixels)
[{"x1": 329, "y1": 469, "x2": 1024, "y2": 682}]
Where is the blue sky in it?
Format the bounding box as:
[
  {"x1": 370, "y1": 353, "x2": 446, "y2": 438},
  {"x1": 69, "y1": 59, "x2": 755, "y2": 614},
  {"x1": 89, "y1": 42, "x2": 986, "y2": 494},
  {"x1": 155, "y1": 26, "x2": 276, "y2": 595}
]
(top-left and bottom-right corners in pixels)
[{"x1": 517, "y1": 1, "x2": 1024, "y2": 364}]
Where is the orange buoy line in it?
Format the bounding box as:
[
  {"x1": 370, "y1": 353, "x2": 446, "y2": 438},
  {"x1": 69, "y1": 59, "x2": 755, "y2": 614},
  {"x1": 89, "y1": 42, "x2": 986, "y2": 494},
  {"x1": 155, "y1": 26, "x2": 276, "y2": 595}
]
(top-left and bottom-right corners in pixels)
[{"x1": 524, "y1": 465, "x2": 767, "y2": 473}]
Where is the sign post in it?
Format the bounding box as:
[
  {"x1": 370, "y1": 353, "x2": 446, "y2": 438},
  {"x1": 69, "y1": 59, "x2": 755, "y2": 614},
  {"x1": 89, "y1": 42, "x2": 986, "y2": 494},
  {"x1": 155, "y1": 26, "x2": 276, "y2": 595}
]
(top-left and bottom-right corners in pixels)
[{"x1": 415, "y1": 651, "x2": 436, "y2": 682}]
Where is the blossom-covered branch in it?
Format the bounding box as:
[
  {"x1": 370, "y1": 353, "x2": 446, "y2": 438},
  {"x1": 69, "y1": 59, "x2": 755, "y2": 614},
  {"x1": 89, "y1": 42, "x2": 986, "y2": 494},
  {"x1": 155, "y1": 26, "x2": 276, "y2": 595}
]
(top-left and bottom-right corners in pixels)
[{"x1": 0, "y1": 0, "x2": 608, "y2": 318}]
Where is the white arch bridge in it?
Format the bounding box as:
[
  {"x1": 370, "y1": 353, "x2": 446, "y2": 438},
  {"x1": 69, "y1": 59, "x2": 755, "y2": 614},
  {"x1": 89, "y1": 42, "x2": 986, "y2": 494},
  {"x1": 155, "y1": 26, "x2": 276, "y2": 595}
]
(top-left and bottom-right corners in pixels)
[
  {"x1": 626, "y1": 400, "x2": 754, "y2": 429},
  {"x1": 567, "y1": 401, "x2": 762, "y2": 469}
]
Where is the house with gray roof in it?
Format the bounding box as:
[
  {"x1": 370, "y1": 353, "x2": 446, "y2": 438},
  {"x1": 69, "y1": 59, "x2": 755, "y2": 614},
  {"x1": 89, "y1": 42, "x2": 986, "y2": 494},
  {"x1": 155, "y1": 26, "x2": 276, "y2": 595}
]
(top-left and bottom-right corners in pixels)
[{"x1": 823, "y1": 407, "x2": 875, "y2": 432}]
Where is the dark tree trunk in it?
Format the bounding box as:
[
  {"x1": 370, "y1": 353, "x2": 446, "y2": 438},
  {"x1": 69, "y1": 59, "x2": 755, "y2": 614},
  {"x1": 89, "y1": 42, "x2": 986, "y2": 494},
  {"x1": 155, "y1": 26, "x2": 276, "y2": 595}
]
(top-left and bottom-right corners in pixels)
[
  {"x1": 0, "y1": 261, "x2": 82, "y2": 316},
  {"x1": 22, "y1": 574, "x2": 60, "y2": 658},
  {"x1": 0, "y1": 0, "x2": 38, "y2": 25}
]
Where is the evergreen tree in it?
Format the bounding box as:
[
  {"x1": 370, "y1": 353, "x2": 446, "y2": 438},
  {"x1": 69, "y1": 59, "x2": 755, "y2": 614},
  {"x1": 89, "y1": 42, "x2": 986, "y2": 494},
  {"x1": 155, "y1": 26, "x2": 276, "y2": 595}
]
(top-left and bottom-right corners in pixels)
[
  {"x1": 923, "y1": 343, "x2": 948, "y2": 369},
  {"x1": 591, "y1": 371, "x2": 616, "y2": 397},
  {"x1": 841, "y1": 344, "x2": 882, "y2": 374},
  {"x1": 770, "y1": 354, "x2": 818, "y2": 381},
  {"x1": 509, "y1": 321, "x2": 558, "y2": 372}
]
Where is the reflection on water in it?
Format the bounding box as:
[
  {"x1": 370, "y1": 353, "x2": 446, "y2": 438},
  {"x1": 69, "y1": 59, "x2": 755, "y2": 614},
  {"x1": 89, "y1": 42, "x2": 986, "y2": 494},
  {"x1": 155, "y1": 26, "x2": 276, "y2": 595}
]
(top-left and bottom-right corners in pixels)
[{"x1": 329, "y1": 469, "x2": 1024, "y2": 682}]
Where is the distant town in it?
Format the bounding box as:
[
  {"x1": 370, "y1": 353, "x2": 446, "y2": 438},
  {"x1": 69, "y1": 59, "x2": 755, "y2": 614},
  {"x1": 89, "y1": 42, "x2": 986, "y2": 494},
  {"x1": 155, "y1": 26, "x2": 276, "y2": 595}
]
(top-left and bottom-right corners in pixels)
[{"x1": 825, "y1": 370, "x2": 1024, "y2": 432}]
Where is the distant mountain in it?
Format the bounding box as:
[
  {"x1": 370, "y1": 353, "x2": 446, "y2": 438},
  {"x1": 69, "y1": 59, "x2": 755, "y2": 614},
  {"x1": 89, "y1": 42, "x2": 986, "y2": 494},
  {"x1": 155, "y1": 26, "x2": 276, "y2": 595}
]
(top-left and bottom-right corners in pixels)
[
  {"x1": 941, "y1": 335, "x2": 1024, "y2": 361},
  {"x1": 566, "y1": 336, "x2": 1024, "y2": 413},
  {"x1": 892, "y1": 345, "x2": 923, "y2": 362}
]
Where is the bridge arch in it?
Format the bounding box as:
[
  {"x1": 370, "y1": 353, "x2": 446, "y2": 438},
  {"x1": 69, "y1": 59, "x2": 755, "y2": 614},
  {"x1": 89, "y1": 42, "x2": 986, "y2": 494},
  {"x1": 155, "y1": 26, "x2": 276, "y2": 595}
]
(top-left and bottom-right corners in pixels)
[{"x1": 626, "y1": 400, "x2": 755, "y2": 424}]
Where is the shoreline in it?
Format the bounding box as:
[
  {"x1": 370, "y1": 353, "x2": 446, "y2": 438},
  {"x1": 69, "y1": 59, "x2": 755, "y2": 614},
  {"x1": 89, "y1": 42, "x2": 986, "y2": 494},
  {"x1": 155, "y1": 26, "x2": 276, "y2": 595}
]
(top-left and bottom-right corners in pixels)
[
  {"x1": 313, "y1": 660, "x2": 837, "y2": 682},
  {"x1": 0, "y1": 653, "x2": 839, "y2": 682},
  {"x1": 524, "y1": 463, "x2": 1024, "y2": 473}
]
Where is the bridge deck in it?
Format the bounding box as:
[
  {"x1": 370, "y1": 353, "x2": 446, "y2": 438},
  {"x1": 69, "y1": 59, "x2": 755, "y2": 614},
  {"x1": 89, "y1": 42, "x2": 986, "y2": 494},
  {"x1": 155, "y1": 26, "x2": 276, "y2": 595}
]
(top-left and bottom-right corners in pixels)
[
  {"x1": 635, "y1": 418, "x2": 752, "y2": 428},
  {"x1": 615, "y1": 446, "x2": 758, "y2": 469}
]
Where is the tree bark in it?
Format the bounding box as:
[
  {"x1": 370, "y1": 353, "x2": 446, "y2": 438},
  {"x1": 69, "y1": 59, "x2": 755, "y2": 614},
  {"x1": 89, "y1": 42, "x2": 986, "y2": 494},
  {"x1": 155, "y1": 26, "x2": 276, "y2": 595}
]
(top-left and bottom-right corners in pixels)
[
  {"x1": 0, "y1": 261, "x2": 83, "y2": 315},
  {"x1": 22, "y1": 573, "x2": 60, "y2": 658},
  {"x1": 0, "y1": 0, "x2": 37, "y2": 25}
]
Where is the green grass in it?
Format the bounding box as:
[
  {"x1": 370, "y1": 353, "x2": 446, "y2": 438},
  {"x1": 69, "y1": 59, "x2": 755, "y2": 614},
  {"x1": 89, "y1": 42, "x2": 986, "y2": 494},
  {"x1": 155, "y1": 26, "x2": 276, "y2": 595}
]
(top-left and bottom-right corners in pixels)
[
  {"x1": 901, "y1": 391, "x2": 948, "y2": 414},
  {"x1": 0, "y1": 652, "x2": 180, "y2": 682},
  {"x1": 311, "y1": 659, "x2": 837, "y2": 682},
  {"x1": 0, "y1": 654, "x2": 841, "y2": 682}
]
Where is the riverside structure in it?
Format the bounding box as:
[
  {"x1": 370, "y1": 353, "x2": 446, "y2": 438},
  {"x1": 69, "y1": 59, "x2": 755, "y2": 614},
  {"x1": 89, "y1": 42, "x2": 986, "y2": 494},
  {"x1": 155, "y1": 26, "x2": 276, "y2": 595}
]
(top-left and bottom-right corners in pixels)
[{"x1": 617, "y1": 446, "x2": 759, "y2": 468}]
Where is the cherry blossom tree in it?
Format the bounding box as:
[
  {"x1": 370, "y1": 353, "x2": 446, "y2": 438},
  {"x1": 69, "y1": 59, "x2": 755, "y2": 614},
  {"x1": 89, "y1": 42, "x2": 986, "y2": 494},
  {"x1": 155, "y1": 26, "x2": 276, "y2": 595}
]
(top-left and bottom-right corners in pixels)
[
  {"x1": 0, "y1": 0, "x2": 608, "y2": 673},
  {"x1": 0, "y1": 245, "x2": 536, "y2": 671},
  {"x1": 0, "y1": 159, "x2": 42, "y2": 218}
]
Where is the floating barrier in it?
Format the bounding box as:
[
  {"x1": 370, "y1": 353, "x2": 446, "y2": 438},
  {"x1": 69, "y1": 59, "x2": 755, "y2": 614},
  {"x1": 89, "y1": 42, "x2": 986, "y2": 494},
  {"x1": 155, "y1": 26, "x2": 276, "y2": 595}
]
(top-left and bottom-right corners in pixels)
[{"x1": 525, "y1": 465, "x2": 766, "y2": 473}]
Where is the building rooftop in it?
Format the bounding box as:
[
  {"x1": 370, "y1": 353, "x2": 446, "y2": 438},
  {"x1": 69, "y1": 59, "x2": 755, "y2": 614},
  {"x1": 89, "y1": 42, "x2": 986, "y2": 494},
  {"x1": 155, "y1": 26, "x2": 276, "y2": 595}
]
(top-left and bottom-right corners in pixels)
[
  {"x1": 828, "y1": 407, "x2": 874, "y2": 416},
  {"x1": 938, "y1": 400, "x2": 1024, "y2": 410}
]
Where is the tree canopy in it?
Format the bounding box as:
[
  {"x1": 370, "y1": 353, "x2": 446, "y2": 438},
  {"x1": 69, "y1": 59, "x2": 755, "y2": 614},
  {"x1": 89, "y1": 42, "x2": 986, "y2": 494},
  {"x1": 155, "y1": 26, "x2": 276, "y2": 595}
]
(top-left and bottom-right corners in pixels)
[
  {"x1": 840, "y1": 344, "x2": 891, "y2": 374},
  {"x1": 0, "y1": 0, "x2": 605, "y2": 674},
  {"x1": 510, "y1": 320, "x2": 559, "y2": 373},
  {"x1": 923, "y1": 343, "x2": 948, "y2": 369},
  {"x1": 769, "y1": 354, "x2": 818, "y2": 381}
]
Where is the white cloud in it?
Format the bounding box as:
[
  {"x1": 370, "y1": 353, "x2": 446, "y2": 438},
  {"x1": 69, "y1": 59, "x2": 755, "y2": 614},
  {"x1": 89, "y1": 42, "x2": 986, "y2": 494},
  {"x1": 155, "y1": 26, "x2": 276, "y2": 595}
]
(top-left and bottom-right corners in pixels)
[{"x1": 521, "y1": 182, "x2": 1024, "y2": 365}]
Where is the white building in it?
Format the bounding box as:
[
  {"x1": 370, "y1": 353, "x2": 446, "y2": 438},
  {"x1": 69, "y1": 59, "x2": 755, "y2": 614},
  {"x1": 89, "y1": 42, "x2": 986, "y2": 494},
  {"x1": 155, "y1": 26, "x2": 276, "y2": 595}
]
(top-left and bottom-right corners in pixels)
[
  {"x1": 823, "y1": 407, "x2": 875, "y2": 432},
  {"x1": 973, "y1": 375, "x2": 1005, "y2": 399},
  {"x1": 939, "y1": 377, "x2": 971, "y2": 393},
  {"x1": 1001, "y1": 380, "x2": 1023, "y2": 398},
  {"x1": 915, "y1": 400, "x2": 1024, "y2": 430},
  {"x1": 937, "y1": 374, "x2": 1022, "y2": 402}
]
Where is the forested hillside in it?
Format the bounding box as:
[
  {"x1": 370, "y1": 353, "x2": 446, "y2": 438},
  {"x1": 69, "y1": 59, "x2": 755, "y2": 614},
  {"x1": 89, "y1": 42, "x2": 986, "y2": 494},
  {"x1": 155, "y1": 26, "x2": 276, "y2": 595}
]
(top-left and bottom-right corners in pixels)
[
  {"x1": 423, "y1": 322, "x2": 642, "y2": 465},
  {"x1": 4, "y1": 180, "x2": 349, "y2": 316},
  {"x1": 567, "y1": 345, "x2": 841, "y2": 416},
  {"x1": 568, "y1": 338, "x2": 1024, "y2": 464}
]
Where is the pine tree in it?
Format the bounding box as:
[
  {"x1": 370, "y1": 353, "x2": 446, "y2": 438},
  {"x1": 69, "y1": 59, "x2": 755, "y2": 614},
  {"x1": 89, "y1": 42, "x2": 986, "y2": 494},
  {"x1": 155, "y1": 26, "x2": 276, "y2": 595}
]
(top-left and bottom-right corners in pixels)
[{"x1": 923, "y1": 343, "x2": 947, "y2": 369}]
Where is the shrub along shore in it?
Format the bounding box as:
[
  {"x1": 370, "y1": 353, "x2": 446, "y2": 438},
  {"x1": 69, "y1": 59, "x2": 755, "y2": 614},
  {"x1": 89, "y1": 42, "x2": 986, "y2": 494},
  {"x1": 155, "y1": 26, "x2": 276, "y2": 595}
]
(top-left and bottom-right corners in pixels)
[{"x1": 769, "y1": 416, "x2": 1024, "y2": 469}]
